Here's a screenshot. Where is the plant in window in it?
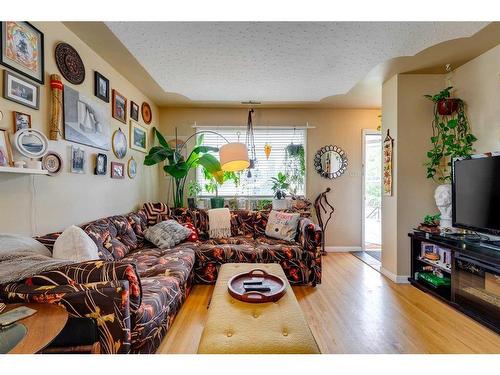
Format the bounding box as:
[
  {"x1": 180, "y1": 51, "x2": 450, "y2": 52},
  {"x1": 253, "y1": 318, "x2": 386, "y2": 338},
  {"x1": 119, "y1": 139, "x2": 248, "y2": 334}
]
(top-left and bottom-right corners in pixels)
[
  {"x1": 270, "y1": 172, "x2": 289, "y2": 199},
  {"x1": 285, "y1": 143, "x2": 305, "y2": 195},
  {"x1": 187, "y1": 180, "x2": 202, "y2": 209},
  {"x1": 203, "y1": 167, "x2": 240, "y2": 209},
  {"x1": 144, "y1": 128, "x2": 223, "y2": 208}
]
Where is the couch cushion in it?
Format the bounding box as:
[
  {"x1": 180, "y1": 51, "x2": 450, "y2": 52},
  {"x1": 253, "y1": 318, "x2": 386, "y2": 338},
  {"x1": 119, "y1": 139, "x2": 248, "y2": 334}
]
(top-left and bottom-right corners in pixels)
[
  {"x1": 131, "y1": 275, "x2": 183, "y2": 353},
  {"x1": 143, "y1": 202, "x2": 170, "y2": 226},
  {"x1": 169, "y1": 207, "x2": 209, "y2": 238},
  {"x1": 125, "y1": 210, "x2": 148, "y2": 242},
  {"x1": 230, "y1": 210, "x2": 255, "y2": 237}
]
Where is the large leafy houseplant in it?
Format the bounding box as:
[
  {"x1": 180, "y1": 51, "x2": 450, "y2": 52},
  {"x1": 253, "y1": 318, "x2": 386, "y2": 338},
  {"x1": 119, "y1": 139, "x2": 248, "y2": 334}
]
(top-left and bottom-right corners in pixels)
[
  {"x1": 424, "y1": 87, "x2": 477, "y2": 183},
  {"x1": 270, "y1": 172, "x2": 289, "y2": 199},
  {"x1": 144, "y1": 128, "x2": 224, "y2": 207}
]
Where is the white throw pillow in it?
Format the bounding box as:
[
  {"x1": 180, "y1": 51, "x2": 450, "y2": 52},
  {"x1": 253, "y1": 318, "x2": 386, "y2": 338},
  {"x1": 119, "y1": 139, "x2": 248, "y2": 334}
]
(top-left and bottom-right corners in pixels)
[
  {"x1": 265, "y1": 210, "x2": 301, "y2": 242},
  {"x1": 53, "y1": 225, "x2": 99, "y2": 262},
  {"x1": 144, "y1": 220, "x2": 192, "y2": 249},
  {"x1": 0, "y1": 233, "x2": 51, "y2": 257}
]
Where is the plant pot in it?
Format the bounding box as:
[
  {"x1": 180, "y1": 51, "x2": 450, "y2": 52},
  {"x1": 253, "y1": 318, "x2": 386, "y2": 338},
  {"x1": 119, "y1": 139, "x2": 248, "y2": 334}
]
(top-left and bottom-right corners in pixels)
[
  {"x1": 437, "y1": 99, "x2": 460, "y2": 116},
  {"x1": 210, "y1": 197, "x2": 225, "y2": 209},
  {"x1": 272, "y1": 198, "x2": 289, "y2": 210},
  {"x1": 434, "y1": 183, "x2": 452, "y2": 229},
  {"x1": 187, "y1": 198, "x2": 197, "y2": 209}
]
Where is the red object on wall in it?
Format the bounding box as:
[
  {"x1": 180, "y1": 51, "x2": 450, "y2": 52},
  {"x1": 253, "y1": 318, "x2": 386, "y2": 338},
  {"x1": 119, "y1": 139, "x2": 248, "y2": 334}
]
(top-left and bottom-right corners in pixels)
[{"x1": 437, "y1": 98, "x2": 460, "y2": 115}]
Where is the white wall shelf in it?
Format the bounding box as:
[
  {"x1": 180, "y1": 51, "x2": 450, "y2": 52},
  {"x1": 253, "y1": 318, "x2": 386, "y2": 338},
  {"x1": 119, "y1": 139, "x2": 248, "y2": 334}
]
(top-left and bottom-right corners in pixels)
[{"x1": 0, "y1": 166, "x2": 49, "y2": 175}]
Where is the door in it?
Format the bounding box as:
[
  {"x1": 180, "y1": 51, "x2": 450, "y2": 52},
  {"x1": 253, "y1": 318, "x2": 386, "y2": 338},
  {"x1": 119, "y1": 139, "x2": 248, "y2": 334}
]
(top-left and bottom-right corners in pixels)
[{"x1": 362, "y1": 130, "x2": 382, "y2": 252}]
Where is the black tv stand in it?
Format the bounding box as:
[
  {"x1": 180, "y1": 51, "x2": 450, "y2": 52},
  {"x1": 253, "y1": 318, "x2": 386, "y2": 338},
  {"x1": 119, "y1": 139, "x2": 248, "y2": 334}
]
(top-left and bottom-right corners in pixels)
[{"x1": 409, "y1": 231, "x2": 500, "y2": 334}]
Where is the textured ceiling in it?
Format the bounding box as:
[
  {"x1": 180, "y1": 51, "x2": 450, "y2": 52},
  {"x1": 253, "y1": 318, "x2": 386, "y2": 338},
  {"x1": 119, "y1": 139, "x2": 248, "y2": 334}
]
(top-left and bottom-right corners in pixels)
[{"x1": 106, "y1": 22, "x2": 488, "y2": 103}]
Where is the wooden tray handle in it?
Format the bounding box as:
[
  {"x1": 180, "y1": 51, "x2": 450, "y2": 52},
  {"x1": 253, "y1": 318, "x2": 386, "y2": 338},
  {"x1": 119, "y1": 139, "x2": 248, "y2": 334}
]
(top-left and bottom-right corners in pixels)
[
  {"x1": 243, "y1": 291, "x2": 266, "y2": 301},
  {"x1": 248, "y1": 269, "x2": 268, "y2": 277}
]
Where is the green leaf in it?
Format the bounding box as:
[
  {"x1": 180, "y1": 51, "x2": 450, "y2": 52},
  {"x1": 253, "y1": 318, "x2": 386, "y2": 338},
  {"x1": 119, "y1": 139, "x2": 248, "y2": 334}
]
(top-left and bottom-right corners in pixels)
[
  {"x1": 153, "y1": 127, "x2": 171, "y2": 150},
  {"x1": 447, "y1": 119, "x2": 458, "y2": 128},
  {"x1": 164, "y1": 162, "x2": 189, "y2": 179},
  {"x1": 144, "y1": 146, "x2": 171, "y2": 165}
]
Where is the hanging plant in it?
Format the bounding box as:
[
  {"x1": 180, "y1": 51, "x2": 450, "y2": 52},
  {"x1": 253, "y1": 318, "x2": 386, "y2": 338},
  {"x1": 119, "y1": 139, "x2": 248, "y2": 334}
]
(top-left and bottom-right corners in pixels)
[
  {"x1": 285, "y1": 143, "x2": 305, "y2": 195},
  {"x1": 423, "y1": 87, "x2": 477, "y2": 183}
]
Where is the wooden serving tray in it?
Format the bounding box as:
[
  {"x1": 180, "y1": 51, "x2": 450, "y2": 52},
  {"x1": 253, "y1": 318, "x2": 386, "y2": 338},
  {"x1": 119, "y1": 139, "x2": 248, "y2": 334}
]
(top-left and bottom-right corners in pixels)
[{"x1": 227, "y1": 269, "x2": 286, "y2": 303}]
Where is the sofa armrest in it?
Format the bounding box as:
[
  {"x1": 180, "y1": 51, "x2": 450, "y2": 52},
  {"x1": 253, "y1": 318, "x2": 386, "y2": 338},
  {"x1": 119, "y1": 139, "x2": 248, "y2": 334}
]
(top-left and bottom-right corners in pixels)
[
  {"x1": 0, "y1": 280, "x2": 132, "y2": 354},
  {"x1": 25, "y1": 260, "x2": 142, "y2": 313},
  {"x1": 298, "y1": 217, "x2": 322, "y2": 254}
]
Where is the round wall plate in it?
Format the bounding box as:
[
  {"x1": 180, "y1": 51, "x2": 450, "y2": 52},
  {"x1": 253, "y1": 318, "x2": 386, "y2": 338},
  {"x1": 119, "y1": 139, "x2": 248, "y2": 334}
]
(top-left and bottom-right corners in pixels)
[
  {"x1": 42, "y1": 152, "x2": 63, "y2": 176},
  {"x1": 141, "y1": 102, "x2": 152, "y2": 124},
  {"x1": 14, "y1": 128, "x2": 49, "y2": 159},
  {"x1": 55, "y1": 42, "x2": 85, "y2": 85}
]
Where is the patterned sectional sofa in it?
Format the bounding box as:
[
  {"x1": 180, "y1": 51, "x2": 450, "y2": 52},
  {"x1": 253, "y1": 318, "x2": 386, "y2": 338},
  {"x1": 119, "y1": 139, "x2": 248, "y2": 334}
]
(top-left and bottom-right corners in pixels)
[{"x1": 0, "y1": 203, "x2": 322, "y2": 354}]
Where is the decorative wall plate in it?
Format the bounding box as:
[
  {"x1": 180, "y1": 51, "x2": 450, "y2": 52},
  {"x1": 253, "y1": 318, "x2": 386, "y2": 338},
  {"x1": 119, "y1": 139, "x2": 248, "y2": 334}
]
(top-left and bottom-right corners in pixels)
[
  {"x1": 112, "y1": 128, "x2": 128, "y2": 159},
  {"x1": 13, "y1": 128, "x2": 48, "y2": 159},
  {"x1": 127, "y1": 157, "x2": 137, "y2": 178},
  {"x1": 55, "y1": 42, "x2": 85, "y2": 84},
  {"x1": 314, "y1": 144, "x2": 348, "y2": 179},
  {"x1": 141, "y1": 102, "x2": 152, "y2": 124},
  {"x1": 42, "y1": 152, "x2": 63, "y2": 176}
]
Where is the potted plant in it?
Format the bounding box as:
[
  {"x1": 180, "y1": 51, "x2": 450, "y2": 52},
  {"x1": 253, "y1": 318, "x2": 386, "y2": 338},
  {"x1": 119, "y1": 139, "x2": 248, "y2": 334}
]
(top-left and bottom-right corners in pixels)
[
  {"x1": 285, "y1": 143, "x2": 305, "y2": 195},
  {"x1": 424, "y1": 87, "x2": 477, "y2": 228},
  {"x1": 144, "y1": 128, "x2": 224, "y2": 207},
  {"x1": 203, "y1": 168, "x2": 240, "y2": 209},
  {"x1": 418, "y1": 214, "x2": 441, "y2": 233},
  {"x1": 187, "y1": 180, "x2": 202, "y2": 209},
  {"x1": 270, "y1": 172, "x2": 290, "y2": 210}
]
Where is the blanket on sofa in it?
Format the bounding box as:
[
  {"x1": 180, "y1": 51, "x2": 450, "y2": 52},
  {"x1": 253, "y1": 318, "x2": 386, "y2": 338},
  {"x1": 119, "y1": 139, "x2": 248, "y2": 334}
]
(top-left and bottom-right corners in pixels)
[
  {"x1": 208, "y1": 208, "x2": 231, "y2": 238},
  {"x1": 0, "y1": 234, "x2": 74, "y2": 285}
]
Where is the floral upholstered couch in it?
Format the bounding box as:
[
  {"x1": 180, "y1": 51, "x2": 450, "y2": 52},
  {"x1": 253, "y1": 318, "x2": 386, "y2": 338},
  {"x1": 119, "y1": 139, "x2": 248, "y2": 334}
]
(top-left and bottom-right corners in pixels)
[{"x1": 0, "y1": 203, "x2": 322, "y2": 354}]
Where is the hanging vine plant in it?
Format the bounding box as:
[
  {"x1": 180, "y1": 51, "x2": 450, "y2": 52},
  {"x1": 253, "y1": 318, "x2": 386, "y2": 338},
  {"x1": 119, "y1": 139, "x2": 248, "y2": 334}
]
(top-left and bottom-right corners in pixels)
[
  {"x1": 285, "y1": 143, "x2": 306, "y2": 195},
  {"x1": 424, "y1": 87, "x2": 477, "y2": 183}
]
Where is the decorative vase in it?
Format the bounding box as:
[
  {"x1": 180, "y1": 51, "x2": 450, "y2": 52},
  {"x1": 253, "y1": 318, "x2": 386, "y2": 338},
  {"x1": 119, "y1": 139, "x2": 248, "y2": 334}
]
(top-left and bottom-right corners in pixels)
[
  {"x1": 434, "y1": 183, "x2": 452, "y2": 229},
  {"x1": 210, "y1": 197, "x2": 225, "y2": 209},
  {"x1": 437, "y1": 99, "x2": 459, "y2": 116}
]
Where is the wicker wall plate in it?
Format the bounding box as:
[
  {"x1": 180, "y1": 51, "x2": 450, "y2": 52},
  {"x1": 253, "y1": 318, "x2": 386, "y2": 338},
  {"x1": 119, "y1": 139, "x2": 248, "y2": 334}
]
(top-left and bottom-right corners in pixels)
[
  {"x1": 55, "y1": 43, "x2": 85, "y2": 85},
  {"x1": 141, "y1": 102, "x2": 152, "y2": 124},
  {"x1": 42, "y1": 152, "x2": 63, "y2": 176}
]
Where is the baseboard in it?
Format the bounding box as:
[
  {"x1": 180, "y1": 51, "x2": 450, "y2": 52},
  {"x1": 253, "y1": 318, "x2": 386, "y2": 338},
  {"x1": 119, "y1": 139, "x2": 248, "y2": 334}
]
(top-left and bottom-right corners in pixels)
[
  {"x1": 325, "y1": 246, "x2": 362, "y2": 252},
  {"x1": 380, "y1": 267, "x2": 410, "y2": 284}
]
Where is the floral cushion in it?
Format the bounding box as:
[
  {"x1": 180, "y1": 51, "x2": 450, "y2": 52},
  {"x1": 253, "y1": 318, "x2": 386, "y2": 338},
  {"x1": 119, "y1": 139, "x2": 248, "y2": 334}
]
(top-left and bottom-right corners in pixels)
[{"x1": 181, "y1": 222, "x2": 199, "y2": 242}]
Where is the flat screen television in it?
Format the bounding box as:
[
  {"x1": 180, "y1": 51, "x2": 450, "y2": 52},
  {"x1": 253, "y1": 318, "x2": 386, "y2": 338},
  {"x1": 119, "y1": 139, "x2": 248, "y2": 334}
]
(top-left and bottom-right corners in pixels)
[{"x1": 452, "y1": 154, "x2": 500, "y2": 236}]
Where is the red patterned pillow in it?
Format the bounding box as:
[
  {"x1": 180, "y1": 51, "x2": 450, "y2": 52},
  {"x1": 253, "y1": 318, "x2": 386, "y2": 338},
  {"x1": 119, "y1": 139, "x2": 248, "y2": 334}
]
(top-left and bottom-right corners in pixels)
[{"x1": 182, "y1": 222, "x2": 199, "y2": 242}]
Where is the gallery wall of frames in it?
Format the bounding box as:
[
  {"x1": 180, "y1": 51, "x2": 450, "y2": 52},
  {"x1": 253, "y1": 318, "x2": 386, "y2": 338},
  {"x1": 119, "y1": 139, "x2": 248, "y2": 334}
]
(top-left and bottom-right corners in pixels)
[{"x1": 0, "y1": 21, "x2": 160, "y2": 235}]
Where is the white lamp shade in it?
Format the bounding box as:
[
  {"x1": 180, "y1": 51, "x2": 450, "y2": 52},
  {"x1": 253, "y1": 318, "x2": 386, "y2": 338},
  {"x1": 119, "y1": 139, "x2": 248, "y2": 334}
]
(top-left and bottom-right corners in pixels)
[{"x1": 219, "y1": 142, "x2": 250, "y2": 172}]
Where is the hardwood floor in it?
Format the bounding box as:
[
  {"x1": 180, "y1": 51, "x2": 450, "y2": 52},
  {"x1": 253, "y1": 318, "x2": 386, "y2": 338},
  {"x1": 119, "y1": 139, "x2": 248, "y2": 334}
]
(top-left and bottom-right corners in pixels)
[{"x1": 157, "y1": 253, "x2": 500, "y2": 354}]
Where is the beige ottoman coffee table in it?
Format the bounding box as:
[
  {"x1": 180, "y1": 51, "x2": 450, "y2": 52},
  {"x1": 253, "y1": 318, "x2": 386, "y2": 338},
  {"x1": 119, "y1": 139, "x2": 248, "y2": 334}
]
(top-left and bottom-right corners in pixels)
[{"x1": 197, "y1": 263, "x2": 320, "y2": 354}]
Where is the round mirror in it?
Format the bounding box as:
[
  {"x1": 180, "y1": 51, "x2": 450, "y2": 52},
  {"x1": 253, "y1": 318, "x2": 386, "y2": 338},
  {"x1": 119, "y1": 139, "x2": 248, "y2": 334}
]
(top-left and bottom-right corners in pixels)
[
  {"x1": 314, "y1": 145, "x2": 348, "y2": 179},
  {"x1": 14, "y1": 128, "x2": 48, "y2": 159}
]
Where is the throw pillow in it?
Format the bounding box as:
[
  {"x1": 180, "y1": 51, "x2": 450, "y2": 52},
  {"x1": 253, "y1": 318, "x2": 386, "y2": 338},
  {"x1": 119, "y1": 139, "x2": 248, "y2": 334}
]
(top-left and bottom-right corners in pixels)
[
  {"x1": 144, "y1": 220, "x2": 192, "y2": 249},
  {"x1": 143, "y1": 202, "x2": 170, "y2": 226},
  {"x1": 53, "y1": 225, "x2": 99, "y2": 262},
  {"x1": 265, "y1": 210, "x2": 301, "y2": 242},
  {"x1": 182, "y1": 222, "x2": 200, "y2": 242},
  {"x1": 0, "y1": 234, "x2": 52, "y2": 257}
]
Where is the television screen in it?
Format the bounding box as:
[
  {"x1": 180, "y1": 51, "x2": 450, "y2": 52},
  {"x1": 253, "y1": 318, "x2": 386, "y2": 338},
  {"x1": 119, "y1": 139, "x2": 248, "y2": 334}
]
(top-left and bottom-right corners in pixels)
[{"x1": 453, "y1": 155, "x2": 500, "y2": 235}]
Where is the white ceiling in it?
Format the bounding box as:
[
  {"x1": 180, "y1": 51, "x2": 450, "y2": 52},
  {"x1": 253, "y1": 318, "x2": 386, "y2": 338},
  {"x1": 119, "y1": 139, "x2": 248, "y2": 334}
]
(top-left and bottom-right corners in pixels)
[{"x1": 106, "y1": 22, "x2": 488, "y2": 103}]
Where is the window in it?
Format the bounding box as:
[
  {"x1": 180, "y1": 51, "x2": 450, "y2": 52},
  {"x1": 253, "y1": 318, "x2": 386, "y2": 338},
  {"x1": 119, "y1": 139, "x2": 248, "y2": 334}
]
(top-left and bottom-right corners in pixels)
[{"x1": 196, "y1": 127, "x2": 306, "y2": 197}]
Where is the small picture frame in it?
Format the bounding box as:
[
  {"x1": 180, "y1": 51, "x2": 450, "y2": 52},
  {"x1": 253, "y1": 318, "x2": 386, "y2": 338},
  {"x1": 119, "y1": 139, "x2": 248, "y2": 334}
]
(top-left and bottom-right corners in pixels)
[
  {"x1": 127, "y1": 157, "x2": 137, "y2": 179},
  {"x1": 0, "y1": 128, "x2": 13, "y2": 166},
  {"x1": 112, "y1": 128, "x2": 128, "y2": 159},
  {"x1": 13, "y1": 111, "x2": 31, "y2": 132},
  {"x1": 130, "y1": 101, "x2": 139, "y2": 122},
  {"x1": 111, "y1": 161, "x2": 124, "y2": 179},
  {"x1": 129, "y1": 120, "x2": 148, "y2": 153},
  {"x1": 3, "y1": 70, "x2": 40, "y2": 110},
  {"x1": 94, "y1": 153, "x2": 107, "y2": 175},
  {"x1": 112, "y1": 89, "x2": 127, "y2": 124},
  {"x1": 94, "y1": 71, "x2": 109, "y2": 103},
  {"x1": 70, "y1": 145, "x2": 86, "y2": 174}
]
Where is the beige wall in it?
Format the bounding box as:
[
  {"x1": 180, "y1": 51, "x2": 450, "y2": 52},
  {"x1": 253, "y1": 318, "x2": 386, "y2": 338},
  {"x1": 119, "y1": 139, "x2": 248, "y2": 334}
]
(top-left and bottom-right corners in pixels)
[
  {"x1": 381, "y1": 74, "x2": 443, "y2": 279},
  {"x1": 0, "y1": 22, "x2": 160, "y2": 235},
  {"x1": 158, "y1": 107, "x2": 380, "y2": 248},
  {"x1": 452, "y1": 44, "x2": 500, "y2": 154}
]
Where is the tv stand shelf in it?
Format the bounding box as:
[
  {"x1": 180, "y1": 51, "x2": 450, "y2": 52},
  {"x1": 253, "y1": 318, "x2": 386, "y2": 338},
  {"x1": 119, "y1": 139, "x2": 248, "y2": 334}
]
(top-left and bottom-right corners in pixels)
[{"x1": 409, "y1": 231, "x2": 500, "y2": 334}]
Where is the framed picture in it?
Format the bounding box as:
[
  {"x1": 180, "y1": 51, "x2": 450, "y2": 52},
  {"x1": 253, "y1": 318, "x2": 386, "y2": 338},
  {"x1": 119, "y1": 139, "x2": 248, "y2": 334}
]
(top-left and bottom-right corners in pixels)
[
  {"x1": 13, "y1": 111, "x2": 31, "y2": 132},
  {"x1": 112, "y1": 128, "x2": 128, "y2": 159},
  {"x1": 63, "y1": 85, "x2": 111, "y2": 150},
  {"x1": 127, "y1": 157, "x2": 137, "y2": 178},
  {"x1": 94, "y1": 71, "x2": 109, "y2": 102},
  {"x1": 70, "y1": 145, "x2": 86, "y2": 174},
  {"x1": 130, "y1": 101, "x2": 139, "y2": 122},
  {"x1": 94, "y1": 153, "x2": 107, "y2": 175},
  {"x1": 0, "y1": 129, "x2": 13, "y2": 166},
  {"x1": 112, "y1": 89, "x2": 127, "y2": 124},
  {"x1": 3, "y1": 70, "x2": 40, "y2": 109},
  {"x1": 129, "y1": 120, "x2": 148, "y2": 153},
  {"x1": 111, "y1": 161, "x2": 124, "y2": 179},
  {"x1": 13, "y1": 128, "x2": 48, "y2": 159},
  {"x1": 0, "y1": 22, "x2": 44, "y2": 84}
]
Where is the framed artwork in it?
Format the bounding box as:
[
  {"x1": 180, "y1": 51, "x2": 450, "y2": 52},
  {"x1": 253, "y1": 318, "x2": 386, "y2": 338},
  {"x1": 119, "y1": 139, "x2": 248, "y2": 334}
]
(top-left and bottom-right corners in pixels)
[
  {"x1": 94, "y1": 153, "x2": 107, "y2": 175},
  {"x1": 129, "y1": 120, "x2": 147, "y2": 153},
  {"x1": 70, "y1": 145, "x2": 86, "y2": 174},
  {"x1": 127, "y1": 157, "x2": 137, "y2": 178},
  {"x1": 141, "y1": 102, "x2": 152, "y2": 124},
  {"x1": 13, "y1": 111, "x2": 31, "y2": 132},
  {"x1": 130, "y1": 101, "x2": 139, "y2": 122},
  {"x1": 0, "y1": 22, "x2": 44, "y2": 84},
  {"x1": 13, "y1": 128, "x2": 48, "y2": 159},
  {"x1": 3, "y1": 70, "x2": 40, "y2": 109},
  {"x1": 383, "y1": 130, "x2": 394, "y2": 196},
  {"x1": 63, "y1": 85, "x2": 111, "y2": 150},
  {"x1": 94, "y1": 71, "x2": 109, "y2": 102},
  {"x1": 111, "y1": 161, "x2": 124, "y2": 179},
  {"x1": 112, "y1": 89, "x2": 127, "y2": 124},
  {"x1": 0, "y1": 129, "x2": 13, "y2": 166},
  {"x1": 112, "y1": 128, "x2": 127, "y2": 159}
]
